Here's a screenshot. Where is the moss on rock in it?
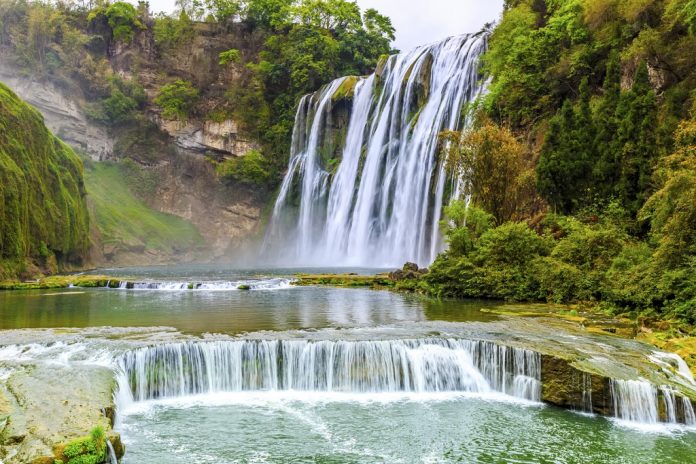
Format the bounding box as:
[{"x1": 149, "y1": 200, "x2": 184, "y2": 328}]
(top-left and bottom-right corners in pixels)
[
  {"x1": 0, "y1": 82, "x2": 89, "y2": 279},
  {"x1": 331, "y1": 76, "x2": 360, "y2": 103}
]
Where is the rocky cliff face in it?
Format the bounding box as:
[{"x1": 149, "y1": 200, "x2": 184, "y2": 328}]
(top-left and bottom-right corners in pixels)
[
  {"x1": 0, "y1": 82, "x2": 90, "y2": 278},
  {"x1": 0, "y1": 25, "x2": 266, "y2": 267},
  {"x1": 0, "y1": 62, "x2": 113, "y2": 161}
]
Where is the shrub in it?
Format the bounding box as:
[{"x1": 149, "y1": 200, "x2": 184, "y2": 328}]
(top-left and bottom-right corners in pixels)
[
  {"x1": 219, "y1": 48, "x2": 241, "y2": 65},
  {"x1": 216, "y1": 150, "x2": 272, "y2": 186},
  {"x1": 104, "y1": 2, "x2": 144, "y2": 42},
  {"x1": 154, "y1": 80, "x2": 199, "y2": 120}
]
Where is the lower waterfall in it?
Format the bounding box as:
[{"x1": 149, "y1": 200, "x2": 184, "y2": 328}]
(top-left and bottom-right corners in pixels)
[
  {"x1": 264, "y1": 33, "x2": 488, "y2": 267},
  {"x1": 610, "y1": 379, "x2": 696, "y2": 426},
  {"x1": 117, "y1": 339, "x2": 540, "y2": 403}
]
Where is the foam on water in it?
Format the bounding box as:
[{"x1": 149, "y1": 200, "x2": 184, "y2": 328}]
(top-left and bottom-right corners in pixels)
[
  {"x1": 107, "y1": 278, "x2": 293, "y2": 291},
  {"x1": 115, "y1": 338, "x2": 542, "y2": 413}
]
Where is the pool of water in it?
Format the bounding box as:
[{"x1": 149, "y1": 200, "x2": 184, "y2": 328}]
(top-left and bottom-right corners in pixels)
[
  {"x1": 2, "y1": 264, "x2": 696, "y2": 463},
  {"x1": 119, "y1": 392, "x2": 696, "y2": 464},
  {"x1": 0, "y1": 266, "x2": 500, "y2": 334}
]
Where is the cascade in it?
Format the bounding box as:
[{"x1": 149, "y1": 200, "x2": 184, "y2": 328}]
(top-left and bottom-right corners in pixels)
[
  {"x1": 610, "y1": 379, "x2": 696, "y2": 425},
  {"x1": 106, "y1": 439, "x2": 118, "y2": 464},
  {"x1": 104, "y1": 279, "x2": 292, "y2": 291},
  {"x1": 117, "y1": 338, "x2": 540, "y2": 403},
  {"x1": 265, "y1": 33, "x2": 488, "y2": 267}
]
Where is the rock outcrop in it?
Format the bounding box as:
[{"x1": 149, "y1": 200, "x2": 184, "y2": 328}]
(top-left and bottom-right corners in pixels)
[{"x1": 0, "y1": 62, "x2": 113, "y2": 161}]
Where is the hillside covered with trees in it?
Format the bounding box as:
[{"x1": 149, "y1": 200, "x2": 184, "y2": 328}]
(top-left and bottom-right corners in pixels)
[{"x1": 419, "y1": 0, "x2": 695, "y2": 324}]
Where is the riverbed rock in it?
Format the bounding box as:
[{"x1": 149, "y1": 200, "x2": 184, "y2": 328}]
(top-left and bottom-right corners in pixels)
[{"x1": 0, "y1": 363, "x2": 123, "y2": 463}]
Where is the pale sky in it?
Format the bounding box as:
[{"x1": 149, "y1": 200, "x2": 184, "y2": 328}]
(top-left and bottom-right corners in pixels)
[{"x1": 143, "y1": 0, "x2": 504, "y2": 52}]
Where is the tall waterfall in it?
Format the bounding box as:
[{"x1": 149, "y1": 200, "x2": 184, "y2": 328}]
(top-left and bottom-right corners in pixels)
[
  {"x1": 264, "y1": 33, "x2": 488, "y2": 267},
  {"x1": 117, "y1": 338, "x2": 540, "y2": 403}
]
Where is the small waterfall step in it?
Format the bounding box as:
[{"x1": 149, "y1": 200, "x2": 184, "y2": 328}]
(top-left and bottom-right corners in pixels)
[{"x1": 118, "y1": 338, "x2": 541, "y2": 402}]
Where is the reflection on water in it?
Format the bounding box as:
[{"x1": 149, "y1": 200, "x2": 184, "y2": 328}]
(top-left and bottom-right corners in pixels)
[{"x1": 0, "y1": 265, "x2": 500, "y2": 334}]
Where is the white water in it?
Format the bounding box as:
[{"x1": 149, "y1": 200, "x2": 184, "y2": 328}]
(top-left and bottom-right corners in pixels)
[
  {"x1": 106, "y1": 439, "x2": 118, "y2": 464},
  {"x1": 265, "y1": 33, "x2": 488, "y2": 267},
  {"x1": 610, "y1": 379, "x2": 696, "y2": 427},
  {"x1": 103, "y1": 278, "x2": 293, "y2": 291},
  {"x1": 116, "y1": 338, "x2": 540, "y2": 406}
]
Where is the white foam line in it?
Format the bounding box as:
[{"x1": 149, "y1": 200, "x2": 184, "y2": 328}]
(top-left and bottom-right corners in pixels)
[{"x1": 118, "y1": 390, "x2": 542, "y2": 416}]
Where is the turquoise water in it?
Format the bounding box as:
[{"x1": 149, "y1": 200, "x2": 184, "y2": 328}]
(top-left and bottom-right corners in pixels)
[
  {"x1": 120, "y1": 393, "x2": 696, "y2": 463},
  {"x1": 3, "y1": 265, "x2": 696, "y2": 462}
]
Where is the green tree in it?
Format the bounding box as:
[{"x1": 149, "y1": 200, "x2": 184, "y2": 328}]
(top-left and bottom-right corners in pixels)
[
  {"x1": 592, "y1": 53, "x2": 622, "y2": 200},
  {"x1": 537, "y1": 101, "x2": 580, "y2": 213},
  {"x1": 443, "y1": 117, "x2": 534, "y2": 224},
  {"x1": 104, "y1": 2, "x2": 144, "y2": 42},
  {"x1": 614, "y1": 63, "x2": 659, "y2": 214},
  {"x1": 155, "y1": 80, "x2": 199, "y2": 120}
]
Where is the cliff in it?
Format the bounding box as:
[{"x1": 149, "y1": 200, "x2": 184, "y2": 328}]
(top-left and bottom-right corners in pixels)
[
  {"x1": 0, "y1": 82, "x2": 90, "y2": 279},
  {"x1": 0, "y1": 19, "x2": 265, "y2": 267}
]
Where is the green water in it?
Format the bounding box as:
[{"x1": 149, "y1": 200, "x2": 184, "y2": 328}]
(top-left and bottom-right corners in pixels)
[
  {"x1": 120, "y1": 394, "x2": 696, "y2": 463},
  {"x1": 0, "y1": 266, "x2": 499, "y2": 333},
  {"x1": 2, "y1": 265, "x2": 696, "y2": 463}
]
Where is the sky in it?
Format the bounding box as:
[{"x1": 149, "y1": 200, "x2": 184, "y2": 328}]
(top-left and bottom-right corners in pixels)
[{"x1": 144, "y1": 0, "x2": 505, "y2": 52}]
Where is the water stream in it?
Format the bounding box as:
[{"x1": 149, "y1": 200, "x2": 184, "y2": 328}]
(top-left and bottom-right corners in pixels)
[
  {"x1": 2, "y1": 265, "x2": 696, "y2": 462},
  {"x1": 265, "y1": 34, "x2": 487, "y2": 267}
]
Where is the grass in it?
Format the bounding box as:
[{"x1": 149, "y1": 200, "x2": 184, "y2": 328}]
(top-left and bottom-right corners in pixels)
[
  {"x1": 0, "y1": 275, "x2": 128, "y2": 290},
  {"x1": 85, "y1": 163, "x2": 203, "y2": 254},
  {"x1": 292, "y1": 273, "x2": 394, "y2": 288}
]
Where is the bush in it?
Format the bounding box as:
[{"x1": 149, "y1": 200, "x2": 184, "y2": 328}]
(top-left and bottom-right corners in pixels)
[
  {"x1": 154, "y1": 80, "x2": 199, "y2": 120},
  {"x1": 219, "y1": 48, "x2": 241, "y2": 65},
  {"x1": 104, "y1": 2, "x2": 144, "y2": 42},
  {"x1": 59, "y1": 426, "x2": 106, "y2": 464},
  {"x1": 153, "y1": 13, "x2": 194, "y2": 50},
  {"x1": 216, "y1": 150, "x2": 272, "y2": 186}
]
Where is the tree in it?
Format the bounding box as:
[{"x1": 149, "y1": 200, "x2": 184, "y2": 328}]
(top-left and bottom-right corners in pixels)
[
  {"x1": 614, "y1": 63, "x2": 659, "y2": 214},
  {"x1": 593, "y1": 52, "x2": 622, "y2": 200},
  {"x1": 104, "y1": 2, "x2": 144, "y2": 42},
  {"x1": 154, "y1": 80, "x2": 199, "y2": 120},
  {"x1": 24, "y1": 3, "x2": 62, "y2": 68},
  {"x1": 204, "y1": 0, "x2": 239, "y2": 22},
  {"x1": 242, "y1": 0, "x2": 294, "y2": 29},
  {"x1": 444, "y1": 117, "x2": 534, "y2": 224},
  {"x1": 537, "y1": 100, "x2": 583, "y2": 213}
]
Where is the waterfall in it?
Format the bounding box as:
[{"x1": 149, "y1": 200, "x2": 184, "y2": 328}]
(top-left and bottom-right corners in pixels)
[
  {"x1": 106, "y1": 439, "x2": 118, "y2": 464},
  {"x1": 574, "y1": 372, "x2": 593, "y2": 414},
  {"x1": 116, "y1": 338, "x2": 540, "y2": 403},
  {"x1": 265, "y1": 33, "x2": 488, "y2": 267},
  {"x1": 611, "y1": 380, "x2": 659, "y2": 423},
  {"x1": 102, "y1": 279, "x2": 292, "y2": 291},
  {"x1": 610, "y1": 379, "x2": 696, "y2": 425}
]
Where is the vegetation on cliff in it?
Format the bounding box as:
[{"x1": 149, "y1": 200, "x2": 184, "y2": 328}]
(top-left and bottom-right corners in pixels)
[
  {"x1": 0, "y1": 0, "x2": 394, "y2": 187},
  {"x1": 427, "y1": 0, "x2": 695, "y2": 324},
  {"x1": 85, "y1": 162, "x2": 203, "y2": 258},
  {"x1": 0, "y1": 82, "x2": 89, "y2": 279}
]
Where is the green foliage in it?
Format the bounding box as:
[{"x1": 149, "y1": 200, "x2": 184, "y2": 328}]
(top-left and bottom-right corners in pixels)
[
  {"x1": 219, "y1": 48, "x2": 241, "y2": 65},
  {"x1": 486, "y1": 0, "x2": 696, "y2": 215},
  {"x1": 0, "y1": 82, "x2": 89, "y2": 275},
  {"x1": 154, "y1": 80, "x2": 199, "y2": 120},
  {"x1": 85, "y1": 162, "x2": 204, "y2": 254},
  {"x1": 231, "y1": 0, "x2": 394, "y2": 175},
  {"x1": 216, "y1": 150, "x2": 272, "y2": 186},
  {"x1": 87, "y1": 76, "x2": 146, "y2": 125},
  {"x1": 443, "y1": 116, "x2": 535, "y2": 224},
  {"x1": 104, "y1": 2, "x2": 144, "y2": 42},
  {"x1": 153, "y1": 12, "x2": 194, "y2": 50},
  {"x1": 59, "y1": 426, "x2": 106, "y2": 464}
]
